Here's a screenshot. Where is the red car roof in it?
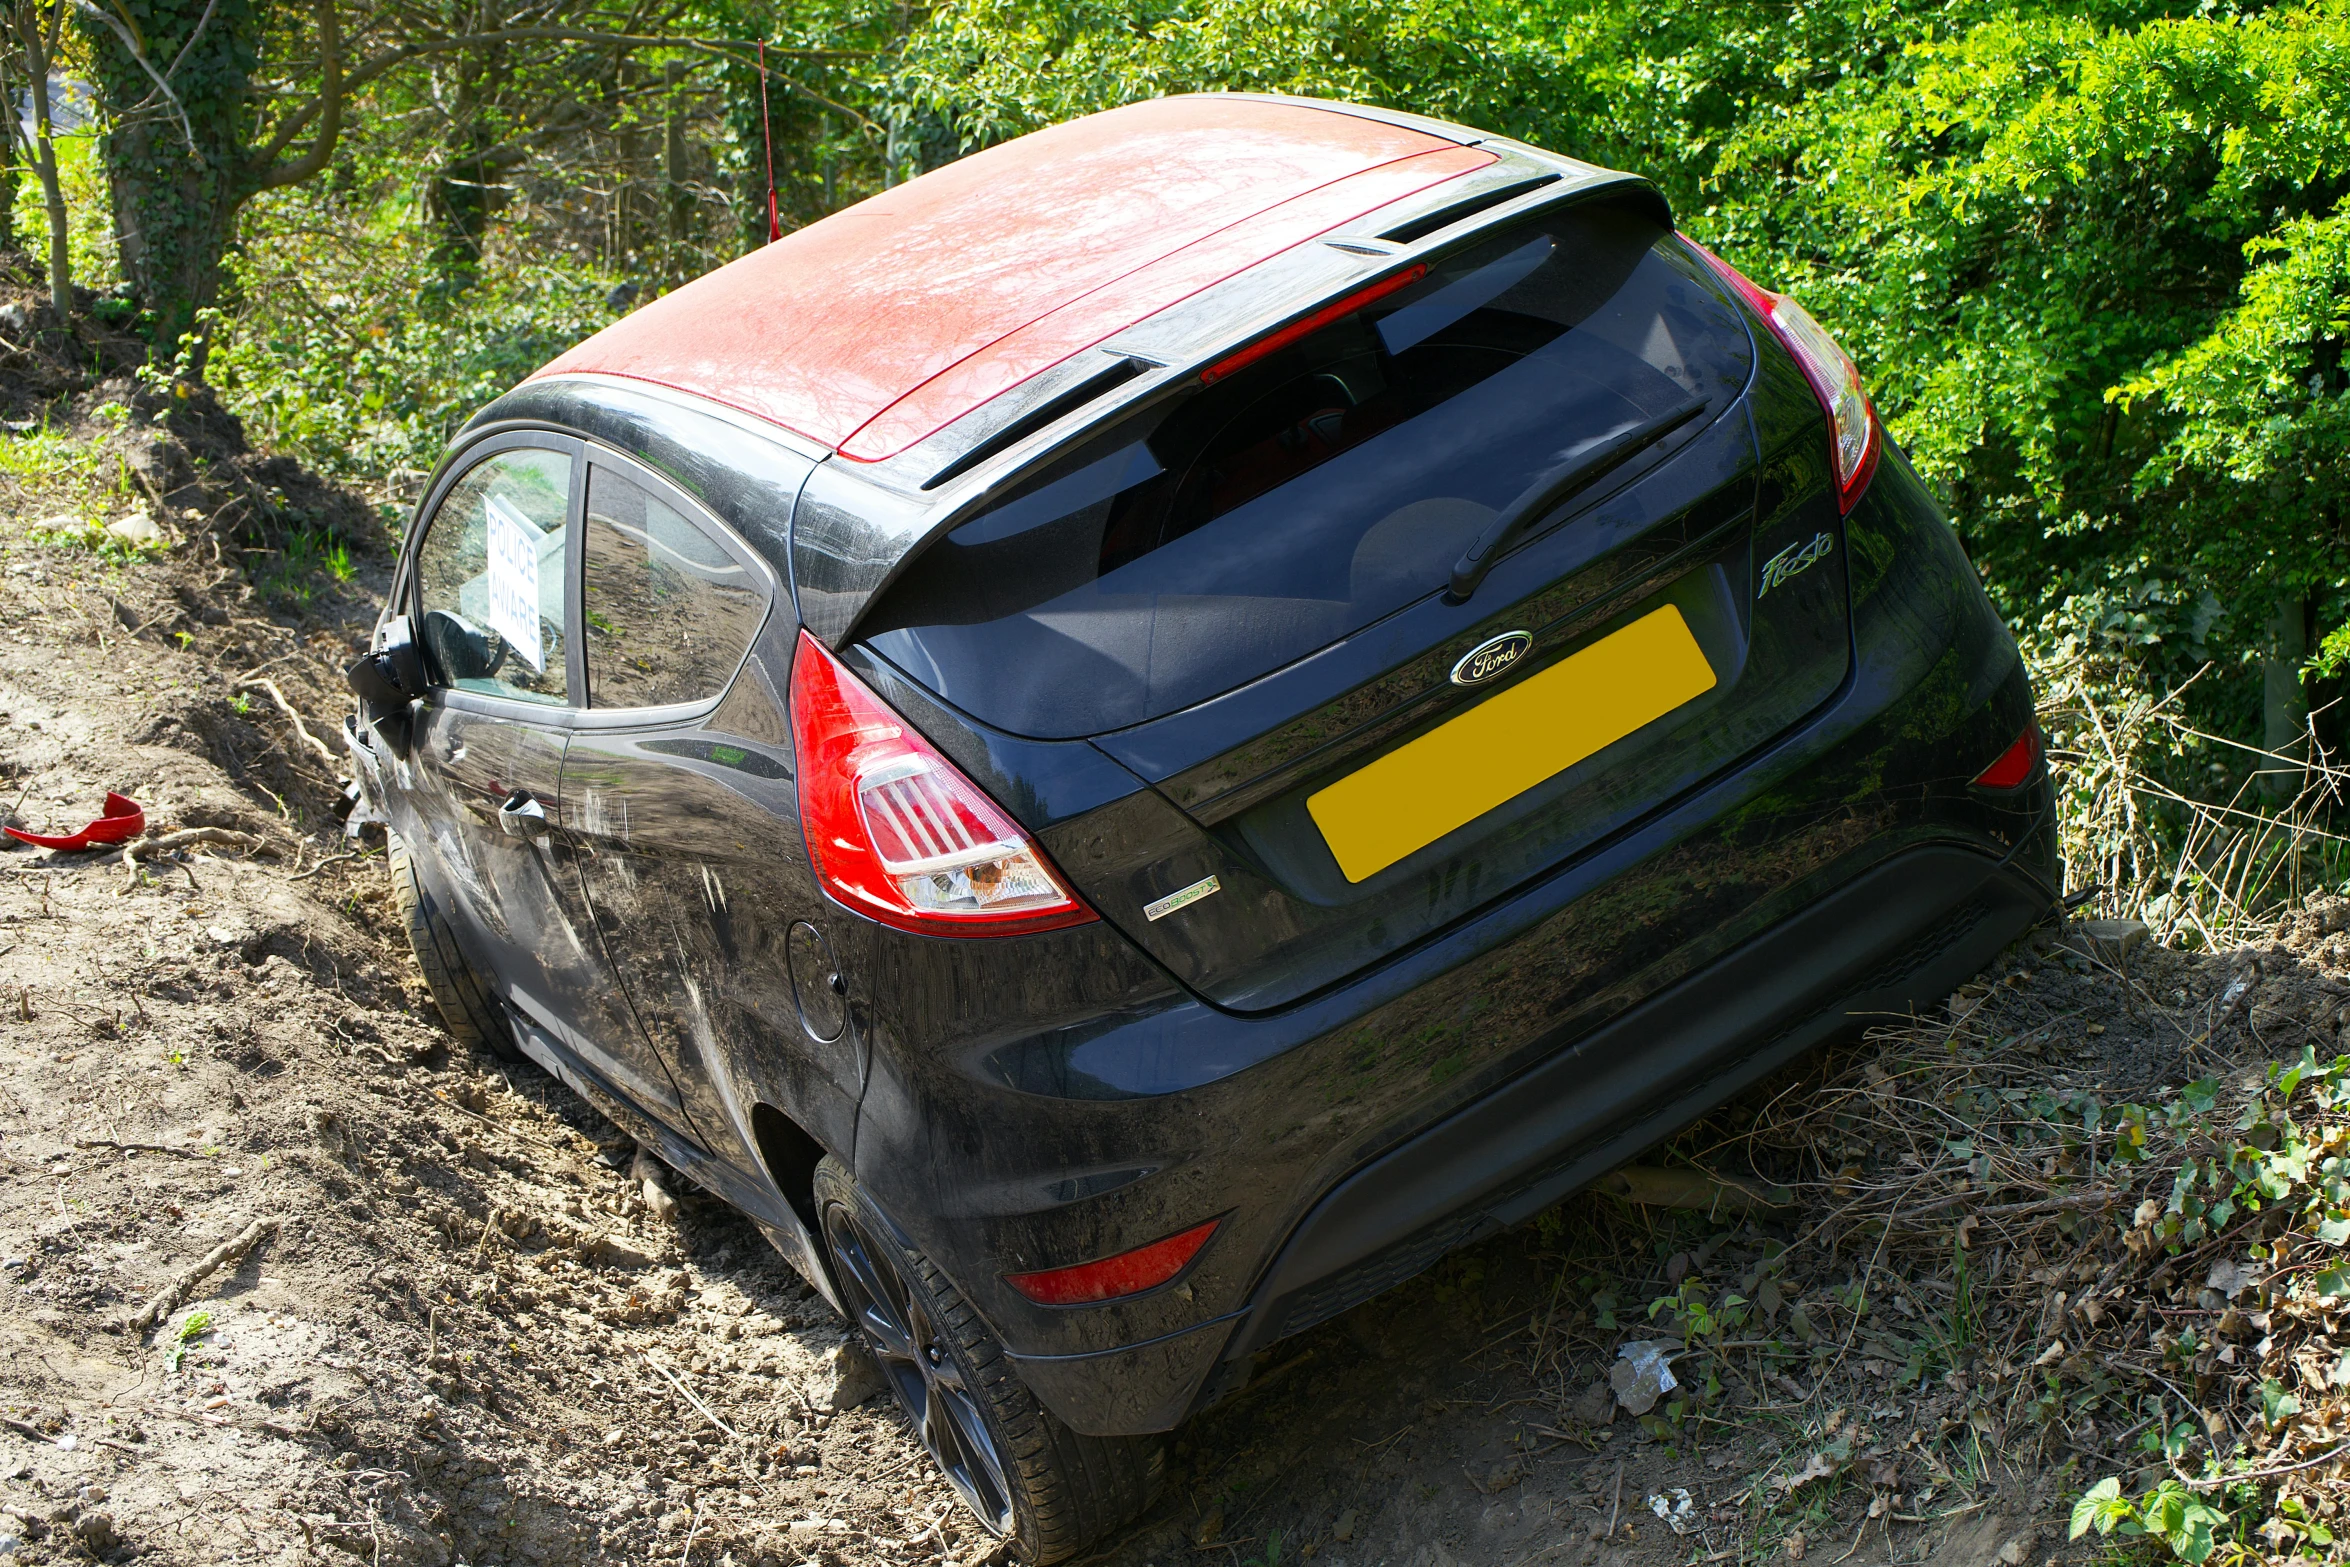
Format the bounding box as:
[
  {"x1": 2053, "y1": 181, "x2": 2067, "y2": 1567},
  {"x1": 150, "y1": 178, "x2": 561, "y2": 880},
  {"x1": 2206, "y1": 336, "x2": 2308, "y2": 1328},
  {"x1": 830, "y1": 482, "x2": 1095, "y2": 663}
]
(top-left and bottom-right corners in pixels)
[{"x1": 535, "y1": 97, "x2": 1496, "y2": 462}]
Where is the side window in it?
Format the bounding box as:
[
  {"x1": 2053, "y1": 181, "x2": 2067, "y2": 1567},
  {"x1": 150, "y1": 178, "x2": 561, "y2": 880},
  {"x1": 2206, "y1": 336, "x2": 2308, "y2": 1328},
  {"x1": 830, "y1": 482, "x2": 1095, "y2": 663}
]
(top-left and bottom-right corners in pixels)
[
  {"x1": 414, "y1": 449, "x2": 573, "y2": 705},
  {"x1": 583, "y1": 463, "x2": 768, "y2": 709}
]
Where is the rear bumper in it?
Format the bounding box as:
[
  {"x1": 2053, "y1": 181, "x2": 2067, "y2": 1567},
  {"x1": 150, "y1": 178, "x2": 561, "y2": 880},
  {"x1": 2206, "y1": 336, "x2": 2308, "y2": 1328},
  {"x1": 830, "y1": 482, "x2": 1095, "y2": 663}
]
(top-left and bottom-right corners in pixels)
[
  {"x1": 1220, "y1": 835, "x2": 2048, "y2": 1360},
  {"x1": 1001, "y1": 830, "x2": 2052, "y2": 1432}
]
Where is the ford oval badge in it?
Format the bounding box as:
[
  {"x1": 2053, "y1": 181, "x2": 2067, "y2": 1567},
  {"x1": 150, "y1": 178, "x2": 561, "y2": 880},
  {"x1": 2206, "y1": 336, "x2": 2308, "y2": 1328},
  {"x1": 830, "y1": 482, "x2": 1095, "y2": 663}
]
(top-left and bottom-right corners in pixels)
[{"x1": 1451, "y1": 630, "x2": 1533, "y2": 687}]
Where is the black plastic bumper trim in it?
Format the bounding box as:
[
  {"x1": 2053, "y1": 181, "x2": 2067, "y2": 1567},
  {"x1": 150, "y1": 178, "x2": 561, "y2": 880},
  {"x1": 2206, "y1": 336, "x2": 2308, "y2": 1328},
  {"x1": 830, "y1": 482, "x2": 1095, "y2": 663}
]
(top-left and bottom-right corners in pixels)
[
  {"x1": 1218, "y1": 837, "x2": 2053, "y2": 1364},
  {"x1": 1002, "y1": 1312, "x2": 1244, "y2": 1437}
]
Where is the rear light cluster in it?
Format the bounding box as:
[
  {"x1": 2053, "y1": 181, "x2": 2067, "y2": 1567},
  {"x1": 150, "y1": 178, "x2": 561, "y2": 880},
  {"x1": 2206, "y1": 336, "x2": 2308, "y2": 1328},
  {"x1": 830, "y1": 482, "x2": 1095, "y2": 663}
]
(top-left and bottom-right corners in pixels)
[
  {"x1": 1683, "y1": 238, "x2": 1881, "y2": 513},
  {"x1": 789, "y1": 631, "x2": 1095, "y2": 936},
  {"x1": 1003, "y1": 1218, "x2": 1220, "y2": 1306}
]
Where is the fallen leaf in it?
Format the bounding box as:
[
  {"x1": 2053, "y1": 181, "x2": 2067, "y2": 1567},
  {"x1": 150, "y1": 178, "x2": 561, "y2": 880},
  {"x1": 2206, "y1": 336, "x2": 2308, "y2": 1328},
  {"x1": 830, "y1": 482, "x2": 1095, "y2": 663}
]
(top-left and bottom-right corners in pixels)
[
  {"x1": 1774, "y1": 1452, "x2": 1840, "y2": 1492},
  {"x1": 2207, "y1": 1259, "x2": 2260, "y2": 1300}
]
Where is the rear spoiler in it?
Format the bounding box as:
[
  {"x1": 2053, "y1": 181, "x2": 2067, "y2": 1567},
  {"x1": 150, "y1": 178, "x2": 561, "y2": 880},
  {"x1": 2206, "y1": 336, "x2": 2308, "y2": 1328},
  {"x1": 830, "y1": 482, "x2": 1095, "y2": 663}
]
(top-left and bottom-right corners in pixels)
[{"x1": 789, "y1": 160, "x2": 1673, "y2": 649}]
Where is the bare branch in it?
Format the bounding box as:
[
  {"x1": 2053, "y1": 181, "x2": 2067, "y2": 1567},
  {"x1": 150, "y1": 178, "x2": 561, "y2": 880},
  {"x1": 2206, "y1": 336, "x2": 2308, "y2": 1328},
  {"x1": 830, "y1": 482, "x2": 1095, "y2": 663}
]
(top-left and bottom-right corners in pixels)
[
  {"x1": 250, "y1": 27, "x2": 870, "y2": 166},
  {"x1": 255, "y1": 0, "x2": 340, "y2": 189}
]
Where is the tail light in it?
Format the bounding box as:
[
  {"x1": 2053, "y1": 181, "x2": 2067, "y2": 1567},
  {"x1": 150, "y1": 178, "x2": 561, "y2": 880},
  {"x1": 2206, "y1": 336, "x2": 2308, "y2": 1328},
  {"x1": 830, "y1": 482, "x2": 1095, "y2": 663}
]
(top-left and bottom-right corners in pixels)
[
  {"x1": 1683, "y1": 238, "x2": 1881, "y2": 513},
  {"x1": 789, "y1": 631, "x2": 1095, "y2": 936},
  {"x1": 1003, "y1": 1218, "x2": 1220, "y2": 1306},
  {"x1": 1971, "y1": 725, "x2": 2041, "y2": 791}
]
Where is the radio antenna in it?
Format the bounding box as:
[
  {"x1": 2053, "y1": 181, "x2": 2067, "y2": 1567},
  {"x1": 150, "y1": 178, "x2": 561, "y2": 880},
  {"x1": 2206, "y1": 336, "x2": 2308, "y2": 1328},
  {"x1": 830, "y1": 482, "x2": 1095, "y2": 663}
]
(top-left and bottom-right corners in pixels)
[{"x1": 757, "y1": 41, "x2": 780, "y2": 243}]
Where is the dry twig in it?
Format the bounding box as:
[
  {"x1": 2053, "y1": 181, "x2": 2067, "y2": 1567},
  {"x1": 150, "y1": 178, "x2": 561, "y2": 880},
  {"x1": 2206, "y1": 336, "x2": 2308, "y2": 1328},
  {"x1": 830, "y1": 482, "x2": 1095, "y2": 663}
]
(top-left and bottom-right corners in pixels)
[
  {"x1": 129, "y1": 1216, "x2": 279, "y2": 1334},
  {"x1": 237, "y1": 677, "x2": 338, "y2": 769},
  {"x1": 116, "y1": 826, "x2": 264, "y2": 893}
]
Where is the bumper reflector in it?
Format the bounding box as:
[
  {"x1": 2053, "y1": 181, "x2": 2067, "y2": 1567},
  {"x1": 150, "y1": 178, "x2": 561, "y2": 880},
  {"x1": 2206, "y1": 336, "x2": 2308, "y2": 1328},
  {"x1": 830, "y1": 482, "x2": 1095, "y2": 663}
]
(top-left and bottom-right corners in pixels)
[
  {"x1": 1003, "y1": 1218, "x2": 1220, "y2": 1307},
  {"x1": 1972, "y1": 726, "x2": 2041, "y2": 790}
]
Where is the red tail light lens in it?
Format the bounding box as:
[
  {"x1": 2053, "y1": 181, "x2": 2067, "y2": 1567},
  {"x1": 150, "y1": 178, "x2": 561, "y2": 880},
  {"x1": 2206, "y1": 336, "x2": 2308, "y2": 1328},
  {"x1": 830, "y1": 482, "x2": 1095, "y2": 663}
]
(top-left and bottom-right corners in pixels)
[
  {"x1": 789, "y1": 630, "x2": 1096, "y2": 936},
  {"x1": 1003, "y1": 1218, "x2": 1220, "y2": 1306},
  {"x1": 1971, "y1": 725, "x2": 2042, "y2": 791},
  {"x1": 1683, "y1": 238, "x2": 1881, "y2": 513}
]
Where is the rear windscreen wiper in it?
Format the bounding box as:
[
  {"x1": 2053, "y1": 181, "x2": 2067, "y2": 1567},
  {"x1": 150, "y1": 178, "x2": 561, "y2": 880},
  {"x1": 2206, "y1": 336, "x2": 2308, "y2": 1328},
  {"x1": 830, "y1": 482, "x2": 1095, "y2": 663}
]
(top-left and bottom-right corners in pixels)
[{"x1": 1446, "y1": 397, "x2": 1709, "y2": 604}]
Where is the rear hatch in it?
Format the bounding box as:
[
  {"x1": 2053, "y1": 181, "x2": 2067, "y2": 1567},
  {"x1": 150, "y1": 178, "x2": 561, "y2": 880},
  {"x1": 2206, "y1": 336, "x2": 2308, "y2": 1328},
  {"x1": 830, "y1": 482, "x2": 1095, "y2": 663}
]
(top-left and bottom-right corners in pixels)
[{"x1": 857, "y1": 198, "x2": 1853, "y2": 1011}]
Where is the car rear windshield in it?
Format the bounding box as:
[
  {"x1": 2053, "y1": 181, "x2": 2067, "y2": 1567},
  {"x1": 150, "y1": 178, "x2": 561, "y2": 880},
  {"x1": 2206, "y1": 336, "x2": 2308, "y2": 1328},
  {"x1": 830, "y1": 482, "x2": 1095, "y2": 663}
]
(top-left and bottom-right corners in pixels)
[{"x1": 861, "y1": 202, "x2": 1754, "y2": 740}]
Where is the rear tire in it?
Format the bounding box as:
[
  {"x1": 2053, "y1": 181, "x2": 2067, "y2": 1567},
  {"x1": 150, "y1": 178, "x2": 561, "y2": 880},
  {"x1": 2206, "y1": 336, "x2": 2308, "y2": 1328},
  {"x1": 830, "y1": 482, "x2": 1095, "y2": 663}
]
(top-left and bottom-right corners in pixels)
[
  {"x1": 813, "y1": 1158, "x2": 1161, "y2": 1563},
  {"x1": 387, "y1": 833, "x2": 518, "y2": 1061}
]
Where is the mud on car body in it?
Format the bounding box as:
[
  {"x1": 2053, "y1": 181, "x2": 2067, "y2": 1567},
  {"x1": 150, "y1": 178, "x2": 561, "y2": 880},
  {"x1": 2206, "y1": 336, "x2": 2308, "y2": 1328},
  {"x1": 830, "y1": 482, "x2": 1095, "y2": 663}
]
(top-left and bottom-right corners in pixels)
[{"x1": 342, "y1": 93, "x2": 2058, "y2": 1561}]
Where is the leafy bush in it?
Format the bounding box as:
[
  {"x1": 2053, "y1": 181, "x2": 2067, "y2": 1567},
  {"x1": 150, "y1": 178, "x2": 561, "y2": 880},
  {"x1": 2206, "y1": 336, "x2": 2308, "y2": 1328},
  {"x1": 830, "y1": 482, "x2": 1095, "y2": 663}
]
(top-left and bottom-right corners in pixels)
[
  {"x1": 205, "y1": 182, "x2": 630, "y2": 497},
  {"x1": 2055, "y1": 1042, "x2": 2350, "y2": 1561}
]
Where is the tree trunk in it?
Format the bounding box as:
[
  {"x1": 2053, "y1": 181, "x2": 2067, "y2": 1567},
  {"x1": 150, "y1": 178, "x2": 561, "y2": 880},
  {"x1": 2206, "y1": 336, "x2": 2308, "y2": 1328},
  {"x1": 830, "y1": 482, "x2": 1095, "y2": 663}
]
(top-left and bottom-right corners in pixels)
[
  {"x1": 26, "y1": 61, "x2": 70, "y2": 315},
  {"x1": 428, "y1": 139, "x2": 497, "y2": 285},
  {"x1": 427, "y1": 47, "x2": 505, "y2": 288},
  {"x1": 81, "y1": 0, "x2": 257, "y2": 371},
  {"x1": 663, "y1": 58, "x2": 688, "y2": 277},
  {"x1": 7, "y1": 3, "x2": 75, "y2": 317},
  {"x1": 0, "y1": 63, "x2": 18, "y2": 254},
  {"x1": 615, "y1": 60, "x2": 644, "y2": 268},
  {"x1": 101, "y1": 110, "x2": 236, "y2": 364},
  {"x1": 2261, "y1": 593, "x2": 2310, "y2": 804}
]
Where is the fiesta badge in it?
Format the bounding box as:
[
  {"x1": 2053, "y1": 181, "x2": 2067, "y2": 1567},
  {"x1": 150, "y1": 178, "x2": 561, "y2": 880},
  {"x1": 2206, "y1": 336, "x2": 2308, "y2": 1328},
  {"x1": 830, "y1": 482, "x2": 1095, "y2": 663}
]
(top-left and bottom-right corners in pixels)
[{"x1": 1450, "y1": 630, "x2": 1534, "y2": 687}]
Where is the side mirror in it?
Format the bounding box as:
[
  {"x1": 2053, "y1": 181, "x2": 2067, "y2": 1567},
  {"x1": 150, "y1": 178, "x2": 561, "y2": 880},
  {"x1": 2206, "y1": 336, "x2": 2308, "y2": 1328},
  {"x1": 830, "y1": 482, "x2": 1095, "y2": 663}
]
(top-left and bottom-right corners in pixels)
[
  {"x1": 345, "y1": 614, "x2": 426, "y2": 711},
  {"x1": 345, "y1": 615, "x2": 427, "y2": 759}
]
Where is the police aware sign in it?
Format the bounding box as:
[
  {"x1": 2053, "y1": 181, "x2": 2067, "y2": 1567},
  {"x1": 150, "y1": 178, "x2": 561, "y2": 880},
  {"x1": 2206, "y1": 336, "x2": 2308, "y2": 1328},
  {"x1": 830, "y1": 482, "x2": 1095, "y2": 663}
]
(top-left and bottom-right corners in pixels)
[{"x1": 483, "y1": 495, "x2": 545, "y2": 672}]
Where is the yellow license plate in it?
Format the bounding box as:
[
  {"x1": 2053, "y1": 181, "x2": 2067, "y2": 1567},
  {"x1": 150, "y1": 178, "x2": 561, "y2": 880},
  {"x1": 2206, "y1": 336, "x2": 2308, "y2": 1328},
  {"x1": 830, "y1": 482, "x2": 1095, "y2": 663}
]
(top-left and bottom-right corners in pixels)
[{"x1": 1308, "y1": 604, "x2": 1717, "y2": 883}]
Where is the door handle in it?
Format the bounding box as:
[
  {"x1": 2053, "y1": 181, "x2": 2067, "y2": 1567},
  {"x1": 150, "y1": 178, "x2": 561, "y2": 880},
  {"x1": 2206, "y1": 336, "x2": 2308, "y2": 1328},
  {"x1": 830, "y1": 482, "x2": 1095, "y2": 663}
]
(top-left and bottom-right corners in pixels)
[{"x1": 498, "y1": 790, "x2": 550, "y2": 839}]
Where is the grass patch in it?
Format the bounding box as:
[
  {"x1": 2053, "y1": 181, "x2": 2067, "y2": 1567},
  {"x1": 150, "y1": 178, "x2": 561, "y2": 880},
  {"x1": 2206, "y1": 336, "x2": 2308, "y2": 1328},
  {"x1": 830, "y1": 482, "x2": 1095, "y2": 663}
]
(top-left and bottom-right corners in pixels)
[{"x1": 251, "y1": 527, "x2": 357, "y2": 606}]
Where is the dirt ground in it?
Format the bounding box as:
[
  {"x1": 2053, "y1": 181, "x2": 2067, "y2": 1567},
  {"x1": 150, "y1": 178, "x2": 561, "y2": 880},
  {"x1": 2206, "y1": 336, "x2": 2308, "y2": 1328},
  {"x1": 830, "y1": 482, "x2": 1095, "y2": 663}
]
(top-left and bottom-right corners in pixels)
[{"x1": 0, "y1": 392, "x2": 2333, "y2": 1566}]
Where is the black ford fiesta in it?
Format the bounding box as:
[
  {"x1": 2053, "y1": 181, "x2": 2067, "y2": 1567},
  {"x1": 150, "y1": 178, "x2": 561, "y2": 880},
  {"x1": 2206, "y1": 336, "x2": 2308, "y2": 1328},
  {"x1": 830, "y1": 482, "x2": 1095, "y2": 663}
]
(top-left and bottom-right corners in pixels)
[{"x1": 343, "y1": 93, "x2": 2057, "y2": 1560}]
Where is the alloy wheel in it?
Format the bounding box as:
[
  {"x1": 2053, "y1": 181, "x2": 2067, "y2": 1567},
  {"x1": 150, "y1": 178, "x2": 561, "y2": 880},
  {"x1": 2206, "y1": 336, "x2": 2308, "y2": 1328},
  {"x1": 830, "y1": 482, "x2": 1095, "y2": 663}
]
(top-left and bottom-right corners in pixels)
[{"x1": 823, "y1": 1200, "x2": 1016, "y2": 1535}]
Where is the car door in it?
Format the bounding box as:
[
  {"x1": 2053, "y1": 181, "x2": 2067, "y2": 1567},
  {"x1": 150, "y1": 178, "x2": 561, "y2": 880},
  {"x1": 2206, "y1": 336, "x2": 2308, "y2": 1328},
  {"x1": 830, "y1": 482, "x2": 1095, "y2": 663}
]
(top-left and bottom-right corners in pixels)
[
  {"x1": 556, "y1": 447, "x2": 863, "y2": 1202},
  {"x1": 401, "y1": 434, "x2": 702, "y2": 1143}
]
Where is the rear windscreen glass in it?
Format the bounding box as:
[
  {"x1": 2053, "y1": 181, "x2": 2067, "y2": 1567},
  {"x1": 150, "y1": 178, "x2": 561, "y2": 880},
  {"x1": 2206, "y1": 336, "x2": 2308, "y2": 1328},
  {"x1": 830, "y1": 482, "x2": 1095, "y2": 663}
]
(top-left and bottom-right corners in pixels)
[{"x1": 862, "y1": 205, "x2": 1754, "y2": 739}]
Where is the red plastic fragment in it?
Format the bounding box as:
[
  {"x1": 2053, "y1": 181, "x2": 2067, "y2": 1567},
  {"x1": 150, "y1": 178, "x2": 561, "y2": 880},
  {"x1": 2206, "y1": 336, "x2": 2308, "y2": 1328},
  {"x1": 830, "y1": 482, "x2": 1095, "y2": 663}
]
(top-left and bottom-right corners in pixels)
[{"x1": 4, "y1": 792, "x2": 146, "y2": 850}]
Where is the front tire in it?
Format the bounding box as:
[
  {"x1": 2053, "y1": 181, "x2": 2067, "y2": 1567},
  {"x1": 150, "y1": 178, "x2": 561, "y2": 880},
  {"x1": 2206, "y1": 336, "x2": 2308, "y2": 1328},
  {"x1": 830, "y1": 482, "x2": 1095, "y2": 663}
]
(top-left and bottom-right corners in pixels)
[
  {"x1": 386, "y1": 833, "x2": 517, "y2": 1061},
  {"x1": 813, "y1": 1158, "x2": 1160, "y2": 1562}
]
